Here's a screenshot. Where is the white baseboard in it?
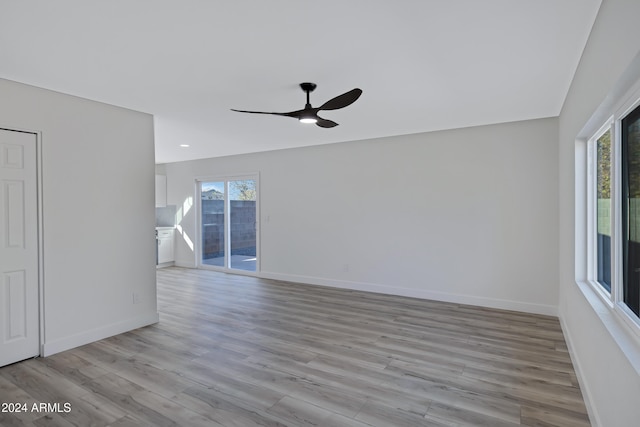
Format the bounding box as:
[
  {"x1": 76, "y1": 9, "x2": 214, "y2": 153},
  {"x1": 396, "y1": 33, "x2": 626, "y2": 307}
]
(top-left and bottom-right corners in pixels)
[
  {"x1": 174, "y1": 260, "x2": 196, "y2": 268},
  {"x1": 559, "y1": 314, "x2": 600, "y2": 427},
  {"x1": 41, "y1": 311, "x2": 159, "y2": 357},
  {"x1": 259, "y1": 271, "x2": 558, "y2": 316},
  {"x1": 156, "y1": 261, "x2": 175, "y2": 268}
]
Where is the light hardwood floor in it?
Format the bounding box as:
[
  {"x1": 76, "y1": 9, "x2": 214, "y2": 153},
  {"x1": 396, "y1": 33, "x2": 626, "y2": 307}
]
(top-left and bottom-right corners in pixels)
[{"x1": 0, "y1": 267, "x2": 590, "y2": 426}]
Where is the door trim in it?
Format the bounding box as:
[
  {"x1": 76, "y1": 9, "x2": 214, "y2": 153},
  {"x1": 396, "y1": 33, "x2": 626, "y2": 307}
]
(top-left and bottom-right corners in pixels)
[{"x1": 195, "y1": 173, "x2": 260, "y2": 276}]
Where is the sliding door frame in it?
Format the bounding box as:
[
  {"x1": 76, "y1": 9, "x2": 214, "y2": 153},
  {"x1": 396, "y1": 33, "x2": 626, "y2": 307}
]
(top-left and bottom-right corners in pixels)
[{"x1": 195, "y1": 173, "x2": 260, "y2": 276}]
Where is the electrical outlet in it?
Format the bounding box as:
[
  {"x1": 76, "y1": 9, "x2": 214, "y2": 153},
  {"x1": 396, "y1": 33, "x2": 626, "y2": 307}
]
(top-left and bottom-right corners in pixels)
[{"x1": 132, "y1": 292, "x2": 141, "y2": 304}]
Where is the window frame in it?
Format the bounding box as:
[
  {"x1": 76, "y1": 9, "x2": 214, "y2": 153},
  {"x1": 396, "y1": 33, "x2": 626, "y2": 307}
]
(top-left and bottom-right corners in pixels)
[
  {"x1": 617, "y1": 100, "x2": 640, "y2": 331},
  {"x1": 586, "y1": 93, "x2": 640, "y2": 338},
  {"x1": 587, "y1": 118, "x2": 615, "y2": 300}
]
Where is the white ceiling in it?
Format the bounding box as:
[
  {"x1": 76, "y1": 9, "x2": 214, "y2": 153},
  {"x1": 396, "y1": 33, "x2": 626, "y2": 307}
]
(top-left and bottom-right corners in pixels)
[{"x1": 1, "y1": 0, "x2": 601, "y2": 164}]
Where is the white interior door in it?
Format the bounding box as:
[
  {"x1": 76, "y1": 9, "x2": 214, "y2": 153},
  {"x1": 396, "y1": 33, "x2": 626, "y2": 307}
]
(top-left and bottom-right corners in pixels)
[{"x1": 0, "y1": 129, "x2": 39, "y2": 367}]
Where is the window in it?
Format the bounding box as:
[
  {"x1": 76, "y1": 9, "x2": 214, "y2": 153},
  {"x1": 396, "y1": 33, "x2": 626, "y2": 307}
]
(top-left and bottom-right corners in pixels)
[
  {"x1": 622, "y1": 105, "x2": 640, "y2": 317},
  {"x1": 592, "y1": 125, "x2": 612, "y2": 293},
  {"x1": 588, "y1": 102, "x2": 640, "y2": 326}
]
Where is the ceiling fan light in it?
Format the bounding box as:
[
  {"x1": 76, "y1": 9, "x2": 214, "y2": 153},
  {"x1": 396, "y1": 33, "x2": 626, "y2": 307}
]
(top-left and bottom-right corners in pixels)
[{"x1": 299, "y1": 117, "x2": 317, "y2": 124}]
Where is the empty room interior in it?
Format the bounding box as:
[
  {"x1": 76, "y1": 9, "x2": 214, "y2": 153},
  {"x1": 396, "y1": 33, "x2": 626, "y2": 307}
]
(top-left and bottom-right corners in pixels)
[{"x1": 1, "y1": 1, "x2": 640, "y2": 426}]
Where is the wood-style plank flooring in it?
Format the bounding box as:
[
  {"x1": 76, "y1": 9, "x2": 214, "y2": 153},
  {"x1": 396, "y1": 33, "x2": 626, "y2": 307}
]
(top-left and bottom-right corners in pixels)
[{"x1": 0, "y1": 267, "x2": 591, "y2": 426}]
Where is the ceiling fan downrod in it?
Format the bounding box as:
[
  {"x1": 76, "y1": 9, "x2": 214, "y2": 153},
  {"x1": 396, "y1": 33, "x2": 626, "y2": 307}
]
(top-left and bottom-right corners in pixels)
[{"x1": 300, "y1": 82, "x2": 316, "y2": 107}]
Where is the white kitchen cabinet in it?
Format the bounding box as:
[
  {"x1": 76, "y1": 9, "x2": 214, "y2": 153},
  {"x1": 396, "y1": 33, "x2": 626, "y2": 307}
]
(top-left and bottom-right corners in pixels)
[
  {"x1": 155, "y1": 175, "x2": 167, "y2": 207},
  {"x1": 157, "y1": 228, "x2": 174, "y2": 265}
]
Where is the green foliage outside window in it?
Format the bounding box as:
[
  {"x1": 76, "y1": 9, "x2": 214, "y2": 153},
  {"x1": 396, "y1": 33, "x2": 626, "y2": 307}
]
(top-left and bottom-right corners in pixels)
[{"x1": 597, "y1": 130, "x2": 611, "y2": 236}]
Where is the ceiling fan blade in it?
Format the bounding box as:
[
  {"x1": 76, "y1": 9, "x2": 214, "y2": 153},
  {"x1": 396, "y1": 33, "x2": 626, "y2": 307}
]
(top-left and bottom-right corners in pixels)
[
  {"x1": 316, "y1": 117, "x2": 339, "y2": 128},
  {"x1": 230, "y1": 109, "x2": 299, "y2": 118},
  {"x1": 232, "y1": 83, "x2": 359, "y2": 127},
  {"x1": 318, "y1": 88, "x2": 362, "y2": 111}
]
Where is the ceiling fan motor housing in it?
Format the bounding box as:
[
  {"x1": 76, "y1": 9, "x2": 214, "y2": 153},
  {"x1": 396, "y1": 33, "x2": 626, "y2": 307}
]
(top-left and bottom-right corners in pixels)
[{"x1": 300, "y1": 82, "x2": 317, "y2": 93}]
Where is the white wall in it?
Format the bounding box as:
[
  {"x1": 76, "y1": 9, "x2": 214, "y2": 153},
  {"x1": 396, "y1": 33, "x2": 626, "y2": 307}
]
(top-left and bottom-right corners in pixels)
[
  {"x1": 559, "y1": 0, "x2": 640, "y2": 426},
  {"x1": 166, "y1": 117, "x2": 559, "y2": 315},
  {"x1": 0, "y1": 79, "x2": 158, "y2": 356}
]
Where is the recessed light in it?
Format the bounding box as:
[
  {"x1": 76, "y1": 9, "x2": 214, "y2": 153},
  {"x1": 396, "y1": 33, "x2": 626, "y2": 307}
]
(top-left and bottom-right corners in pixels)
[{"x1": 179, "y1": 144, "x2": 190, "y2": 148}]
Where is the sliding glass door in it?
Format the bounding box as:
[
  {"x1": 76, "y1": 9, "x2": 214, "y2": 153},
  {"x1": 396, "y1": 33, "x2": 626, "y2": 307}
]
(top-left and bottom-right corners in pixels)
[
  {"x1": 200, "y1": 181, "x2": 226, "y2": 268},
  {"x1": 199, "y1": 177, "x2": 258, "y2": 272},
  {"x1": 229, "y1": 179, "x2": 257, "y2": 271}
]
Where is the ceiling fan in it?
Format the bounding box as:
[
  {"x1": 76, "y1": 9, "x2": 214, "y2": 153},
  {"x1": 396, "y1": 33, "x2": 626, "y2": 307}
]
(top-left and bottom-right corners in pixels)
[{"x1": 231, "y1": 83, "x2": 362, "y2": 128}]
